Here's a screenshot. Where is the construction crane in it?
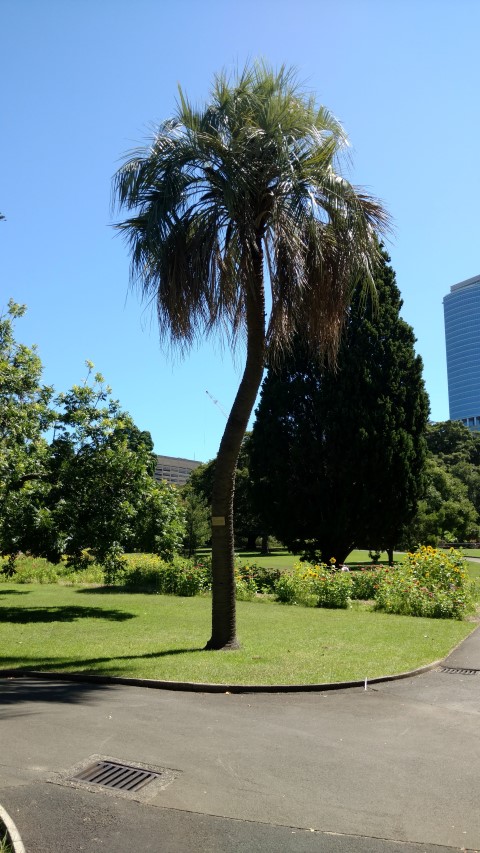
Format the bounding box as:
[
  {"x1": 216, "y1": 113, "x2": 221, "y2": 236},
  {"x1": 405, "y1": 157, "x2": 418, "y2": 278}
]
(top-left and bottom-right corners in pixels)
[{"x1": 206, "y1": 390, "x2": 228, "y2": 419}]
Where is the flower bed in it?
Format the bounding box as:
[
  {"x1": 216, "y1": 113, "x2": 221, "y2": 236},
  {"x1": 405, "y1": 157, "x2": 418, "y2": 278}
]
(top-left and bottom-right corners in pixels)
[
  {"x1": 273, "y1": 547, "x2": 476, "y2": 619},
  {"x1": 374, "y1": 546, "x2": 475, "y2": 619}
]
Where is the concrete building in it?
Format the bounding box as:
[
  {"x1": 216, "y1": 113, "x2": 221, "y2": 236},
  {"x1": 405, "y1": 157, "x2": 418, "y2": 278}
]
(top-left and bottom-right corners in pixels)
[
  {"x1": 444, "y1": 274, "x2": 480, "y2": 430},
  {"x1": 154, "y1": 455, "x2": 202, "y2": 486}
]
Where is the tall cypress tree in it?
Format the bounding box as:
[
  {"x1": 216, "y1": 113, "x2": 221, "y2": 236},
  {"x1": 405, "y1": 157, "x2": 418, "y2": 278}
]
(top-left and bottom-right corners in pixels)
[{"x1": 250, "y1": 249, "x2": 429, "y2": 564}]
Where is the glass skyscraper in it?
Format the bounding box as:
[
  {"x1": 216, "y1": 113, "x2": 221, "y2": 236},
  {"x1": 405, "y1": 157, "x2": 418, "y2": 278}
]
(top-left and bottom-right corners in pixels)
[{"x1": 444, "y1": 274, "x2": 480, "y2": 430}]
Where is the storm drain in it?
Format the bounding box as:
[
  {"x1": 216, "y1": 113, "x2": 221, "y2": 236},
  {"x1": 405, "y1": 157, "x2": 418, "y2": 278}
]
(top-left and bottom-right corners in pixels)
[
  {"x1": 48, "y1": 754, "x2": 179, "y2": 801},
  {"x1": 439, "y1": 666, "x2": 479, "y2": 675},
  {"x1": 73, "y1": 759, "x2": 161, "y2": 792}
]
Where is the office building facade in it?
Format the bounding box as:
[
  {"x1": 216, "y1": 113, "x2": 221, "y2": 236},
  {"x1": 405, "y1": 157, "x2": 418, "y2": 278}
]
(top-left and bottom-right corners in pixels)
[
  {"x1": 154, "y1": 455, "x2": 202, "y2": 486},
  {"x1": 444, "y1": 274, "x2": 480, "y2": 429}
]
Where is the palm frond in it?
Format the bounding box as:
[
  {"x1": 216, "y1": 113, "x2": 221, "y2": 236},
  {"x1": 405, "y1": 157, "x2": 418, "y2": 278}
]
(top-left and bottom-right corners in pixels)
[{"x1": 112, "y1": 61, "x2": 389, "y2": 361}]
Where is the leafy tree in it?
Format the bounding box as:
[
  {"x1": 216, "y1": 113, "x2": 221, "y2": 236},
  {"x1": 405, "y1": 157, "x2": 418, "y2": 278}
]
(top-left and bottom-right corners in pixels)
[
  {"x1": 402, "y1": 455, "x2": 479, "y2": 547},
  {"x1": 426, "y1": 420, "x2": 480, "y2": 466},
  {"x1": 0, "y1": 301, "x2": 54, "y2": 562},
  {"x1": 425, "y1": 420, "x2": 480, "y2": 517},
  {"x1": 47, "y1": 365, "x2": 185, "y2": 566},
  {"x1": 399, "y1": 420, "x2": 480, "y2": 546},
  {"x1": 250, "y1": 249, "x2": 429, "y2": 564},
  {"x1": 125, "y1": 478, "x2": 186, "y2": 560},
  {"x1": 0, "y1": 307, "x2": 184, "y2": 569},
  {"x1": 113, "y1": 62, "x2": 387, "y2": 648},
  {"x1": 448, "y1": 458, "x2": 480, "y2": 519}
]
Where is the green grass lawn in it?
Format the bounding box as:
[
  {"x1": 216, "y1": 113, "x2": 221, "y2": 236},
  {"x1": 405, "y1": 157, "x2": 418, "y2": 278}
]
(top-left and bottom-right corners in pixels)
[
  {"x1": 234, "y1": 548, "x2": 402, "y2": 571},
  {"x1": 235, "y1": 549, "x2": 297, "y2": 570},
  {"x1": 465, "y1": 559, "x2": 480, "y2": 583},
  {"x1": 0, "y1": 583, "x2": 475, "y2": 685}
]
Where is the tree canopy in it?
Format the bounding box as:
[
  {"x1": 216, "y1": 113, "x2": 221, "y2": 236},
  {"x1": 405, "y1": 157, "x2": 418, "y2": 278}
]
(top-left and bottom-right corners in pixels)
[
  {"x1": 400, "y1": 420, "x2": 480, "y2": 546},
  {"x1": 47, "y1": 366, "x2": 184, "y2": 567},
  {"x1": 113, "y1": 61, "x2": 388, "y2": 648},
  {"x1": 249, "y1": 248, "x2": 429, "y2": 564},
  {"x1": 426, "y1": 420, "x2": 480, "y2": 465},
  {"x1": 0, "y1": 301, "x2": 54, "y2": 561},
  {"x1": 0, "y1": 303, "x2": 184, "y2": 571},
  {"x1": 402, "y1": 455, "x2": 478, "y2": 547}
]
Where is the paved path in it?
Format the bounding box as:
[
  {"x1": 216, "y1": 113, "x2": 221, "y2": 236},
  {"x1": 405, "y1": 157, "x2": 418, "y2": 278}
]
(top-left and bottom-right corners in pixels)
[{"x1": 1, "y1": 628, "x2": 479, "y2": 852}]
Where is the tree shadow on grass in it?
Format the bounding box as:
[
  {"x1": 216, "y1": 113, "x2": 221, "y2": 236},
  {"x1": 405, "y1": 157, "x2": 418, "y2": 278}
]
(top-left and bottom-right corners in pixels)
[
  {"x1": 0, "y1": 645, "x2": 206, "y2": 715},
  {"x1": 0, "y1": 589, "x2": 30, "y2": 596},
  {"x1": 75, "y1": 586, "x2": 154, "y2": 595},
  {"x1": 0, "y1": 646, "x2": 206, "y2": 712},
  {"x1": 0, "y1": 605, "x2": 136, "y2": 623},
  {"x1": 0, "y1": 646, "x2": 205, "y2": 672}
]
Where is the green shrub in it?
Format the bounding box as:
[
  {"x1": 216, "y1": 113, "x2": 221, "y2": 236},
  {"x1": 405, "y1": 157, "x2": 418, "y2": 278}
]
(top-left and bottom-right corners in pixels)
[
  {"x1": 312, "y1": 569, "x2": 353, "y2": 609},
  {"x1": 237, "y1": 563, "x2": 281, "y2": 593},
  {"x1": 122, "y1": 554, "x2": 211, "y2": 595},
  {"x1": 234, "y1": 574, "x2": 257, "y2": 601},
  {"x1": 0, "y1": 554, "x2": 16, "y2": 578},
  {"x1": 274, "y1": 571, "x2": 300, "y2": 604},
  {"x1": 175, "y1": 569, "x2": 203, "y2": 597},
  {"x1": 0, "y1": 554, "x2": 103, "y2": 585},
  {"x1": 64, "y1": 548, "x2": 97, "y2": 572},
  {"x1": 350, "y1": 567, "x2": 381, "y2": 600},
  {"x1": 193, "y1": 555, "x2": 212, "y2": 589},
  {"x1": 375, "y1": 546, "x2": 475, "y2": 619},
  {"x1": 1, "y1": 555, "x2": 61, "y2": 584},
  {"x1": 102, "y1": 543, "x2": 128, "y2": 586},
  {"x1": 121, "y1": 554, "x2": 165, "y2": 591},
  {"x1": 274, "y1": 563, "x2": 352, "y2": 609}
]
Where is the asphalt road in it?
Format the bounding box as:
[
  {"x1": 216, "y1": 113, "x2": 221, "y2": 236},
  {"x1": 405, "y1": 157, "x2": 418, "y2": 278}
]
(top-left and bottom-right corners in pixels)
[{"x1": 0, "y1": 630, "x2": 479, "y2": 852}]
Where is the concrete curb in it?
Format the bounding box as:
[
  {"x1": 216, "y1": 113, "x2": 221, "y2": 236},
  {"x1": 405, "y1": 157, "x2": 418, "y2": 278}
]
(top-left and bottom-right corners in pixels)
[
  {"x1": 0, "y1": 658, "x2": 443, "y2": 694},
  {"x1": 0, "y1": 804, "x2": 26, "y2": 853}
]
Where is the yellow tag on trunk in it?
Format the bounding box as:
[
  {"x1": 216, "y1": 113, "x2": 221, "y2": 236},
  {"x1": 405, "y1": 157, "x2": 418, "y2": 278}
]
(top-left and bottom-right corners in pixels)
[{"x1": 211, "y1": 516, "x2": 226, "y2": 526}]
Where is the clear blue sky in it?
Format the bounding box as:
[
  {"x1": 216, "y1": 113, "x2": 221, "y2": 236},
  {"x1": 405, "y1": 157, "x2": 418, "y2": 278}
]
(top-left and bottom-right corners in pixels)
[{"x1": 2, "y1": 0, "x2": 479, "y2": 462}]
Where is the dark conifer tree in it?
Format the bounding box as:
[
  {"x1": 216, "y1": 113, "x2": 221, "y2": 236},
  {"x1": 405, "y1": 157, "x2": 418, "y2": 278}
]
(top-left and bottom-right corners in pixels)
[{"x1": 250, "y1": 248, "x2": 429, "y2": 564}]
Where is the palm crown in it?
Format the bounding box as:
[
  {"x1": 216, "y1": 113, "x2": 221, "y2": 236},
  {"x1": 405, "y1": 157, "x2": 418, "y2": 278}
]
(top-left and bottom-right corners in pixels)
[{"x1": 113, "y1": 64, "x2": 387, "y2": 362}]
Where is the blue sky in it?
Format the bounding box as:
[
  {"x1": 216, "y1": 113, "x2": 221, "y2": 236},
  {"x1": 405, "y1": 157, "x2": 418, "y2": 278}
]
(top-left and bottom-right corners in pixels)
[{"x1": 2, "y1": 0, "x2": 479, "y2": 462}]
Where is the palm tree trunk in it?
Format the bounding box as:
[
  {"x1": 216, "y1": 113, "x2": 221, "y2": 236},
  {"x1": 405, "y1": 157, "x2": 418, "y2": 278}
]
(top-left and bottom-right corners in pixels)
[{"x1": 206, "y1": 241, "x2": 266, "y2": 650}]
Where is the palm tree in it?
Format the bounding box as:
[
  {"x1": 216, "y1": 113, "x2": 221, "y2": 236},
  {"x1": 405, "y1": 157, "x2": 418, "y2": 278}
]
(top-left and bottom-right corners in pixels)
[{"x1": 113, "y1": 63, "x2": 388, "y2": 650}]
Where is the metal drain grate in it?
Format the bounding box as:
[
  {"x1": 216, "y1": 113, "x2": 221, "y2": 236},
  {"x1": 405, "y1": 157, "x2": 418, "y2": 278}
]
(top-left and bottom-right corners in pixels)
[
  {"x1": 73, "y1": 760, "x2": 161, "y2": 792},
  {"x1": 439, "y1": 666, "x2": 479, "y2": 675},
  {"x1": 50, "y1": 755, "x2": 179, "y2": 802}
]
